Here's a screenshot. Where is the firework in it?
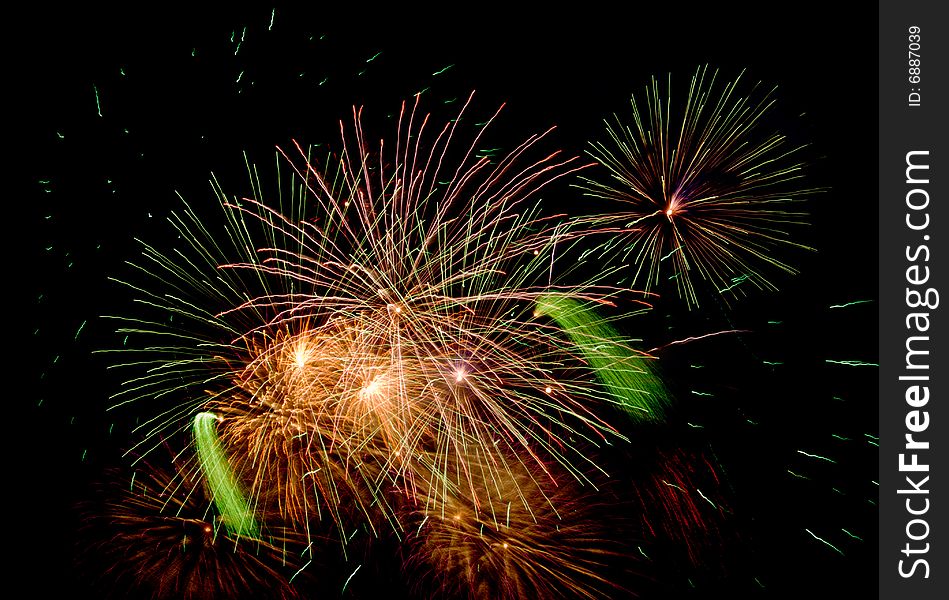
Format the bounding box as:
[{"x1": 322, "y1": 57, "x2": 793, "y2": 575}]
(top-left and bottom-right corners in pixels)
[
  {"x1": 534, "y1": 293, "x2": 669, "y2": 422},
  {"x1": 402, "y1": 451, "x2": 633, "y2": 600},
  {"x1": 105, "y1": 92, "x2": 637, "y2": 548},
  {"x1": 578, "y1": 65, "x2": 817, "y2": 308},
  {"x1": 193, "y1": 412, "x2": 259, "y2": 538},
  {"x1": 205, "y1": 322, "x2": 406, "y2": 543},
  {"x1": 75, "y1": 449, "x2": 315, "y2": 600},
  {"x1": 632, "y1": 448, "x2": 729, "y2": 569}
]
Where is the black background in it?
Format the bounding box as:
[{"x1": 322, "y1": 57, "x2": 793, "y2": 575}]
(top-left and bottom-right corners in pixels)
[{"x1": 18, "y1": 4, "x2": 877, "y2": 598}]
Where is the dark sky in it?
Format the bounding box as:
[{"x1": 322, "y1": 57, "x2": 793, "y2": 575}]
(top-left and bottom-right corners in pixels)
[{"x1": 19, "y1": 4, "x2": 877, "y2": 598}]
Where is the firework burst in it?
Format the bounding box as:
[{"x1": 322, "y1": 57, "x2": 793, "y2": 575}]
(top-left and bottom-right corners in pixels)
[
  {"x1": 106, "y1": 92, "x2": 638, "y2": 549},
  {"x1": 75, "y1": 448, "x2": 315, "y2": 600},
  {"x1": 578, "y1": 65, "x2": 818, "y2": 308},
  {"x1": 401, "y1": 451, "x2": 634, "y2": 600}
]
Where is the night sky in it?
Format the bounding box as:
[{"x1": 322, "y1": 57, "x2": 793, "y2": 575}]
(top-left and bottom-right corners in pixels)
[{"x1": 19, "y1": 5, "x2": 877, "y2": 598}]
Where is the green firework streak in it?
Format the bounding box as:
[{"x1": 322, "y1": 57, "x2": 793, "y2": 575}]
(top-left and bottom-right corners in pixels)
[
  {"x1": 535, "y1": 295, "x2": 669, "y2": 423},
  {"x1": 193, "y1": 412, "x2": 259, "y2": 538}
]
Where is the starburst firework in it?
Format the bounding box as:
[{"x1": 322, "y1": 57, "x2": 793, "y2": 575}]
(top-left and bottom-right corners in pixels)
[{"x1": 578, "y1": 65, "x2": 818, "y2": 308}]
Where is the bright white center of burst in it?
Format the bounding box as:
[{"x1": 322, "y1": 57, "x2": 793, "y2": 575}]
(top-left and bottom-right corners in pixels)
[
  {"x1": 454, "y1": 368, "x2": 467, "y2": 383},
  {"x1": 545, "y1": 386, "x2": 552, "y2": 393},
  {"x1": 359, "y1": 375, "x2": 386, "y2": 401},
  {"x1": 292, "y1": 342, "x2": 312, "y2": 369}
]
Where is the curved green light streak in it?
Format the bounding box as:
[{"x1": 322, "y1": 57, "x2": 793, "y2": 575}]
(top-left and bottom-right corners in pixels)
[
  {"x1": 535, "y1": 294, "x2": 669, "y2": 423},
  {"x1": 193, "y1": 412, "x2": 259, "y2": 538}
]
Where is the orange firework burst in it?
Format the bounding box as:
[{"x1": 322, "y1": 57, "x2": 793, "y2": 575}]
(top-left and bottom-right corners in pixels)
[
  {"x1": 401, "y1": 452, "x2": 633, "y2": 600},
  {"x1": 107, "y1": 92, "x2": 637, "y2": 550}
]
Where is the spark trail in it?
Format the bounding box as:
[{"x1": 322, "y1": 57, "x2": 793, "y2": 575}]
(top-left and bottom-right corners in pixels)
[
  {"x1": 535, "y1": 294, "x2": 668, "y2": 423},
  {"x1": 194, "y1": 412, "x2": 259, "y2": 538}
]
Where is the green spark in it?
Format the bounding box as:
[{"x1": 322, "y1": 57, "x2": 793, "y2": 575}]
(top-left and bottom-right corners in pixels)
[
  {"x1": 762, "y1": 360, "x2": 783, "y2": 366},
  {"x1": 476, "y1": 147, "x2": 502, "y2": 157},
  {"x1": 93, "y1": 84, "x2": 102, "y2": 117},
  {"x1": 341, "y1": 564, "x2": 362, "y2": 593},
  {"x1": 828, "y1": 299, "x2": 873, "y2": 309},
  {"x1": 696, "y1": 488, "x2": 717, "y2": 508},
  {"x1": 787, "y1": 469, "x2": 810, "y2": 480},
  {"x1": 289, "y1": 560, "x2": 312, "y2": 584},
  {"x1": 660, "y1": 245, "x2": 682, "y2": 261},
  {"x1": 234, "y1": 26, "x2": 246, "y2": 55},
  {"x1": 269, "y1": 8, "x2": 275, "y2": 30},
  {"x1": 416, "y1": 515, "x2": 429, "y2": 536},
  {"x1": 432, "y1": 64, "x2": 455, "y2": 76},
  {"x1": 767, "y1": 320, "x2": 783, "y2": 325},
  {"x1": 831, "y1": 434, "x2": 851, "y2": 441},
  {"x1": 717, "y1": 274, "x2": 749, "y2": 293},
  {"x1": 690, "y1": 390, "x2": 714, "y2": 397},
  {"x1": 535, "y1": 294, "x2": 669, "y2": 422},
  {"x1": 366, "y1": 51, "x2": 382, "y2": 63},
  {"x1": 797, "y1": 450, "x2": 836, "y2": 464},
  {"x1": 74, "y1": 320, "x2": 87, "y2": 340},
  {"x1": 193, "y1": 412, "x2": 259, "y2": 538},
  {"x1": 825, "y1": 359, "x2": 878, "y2": 367},
  {"x1": 841, "y1": 528, "x2": 862, "y2": 541},
  {"x1": 805, "y1": 529, "x2": 844, "y2": 556}
]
